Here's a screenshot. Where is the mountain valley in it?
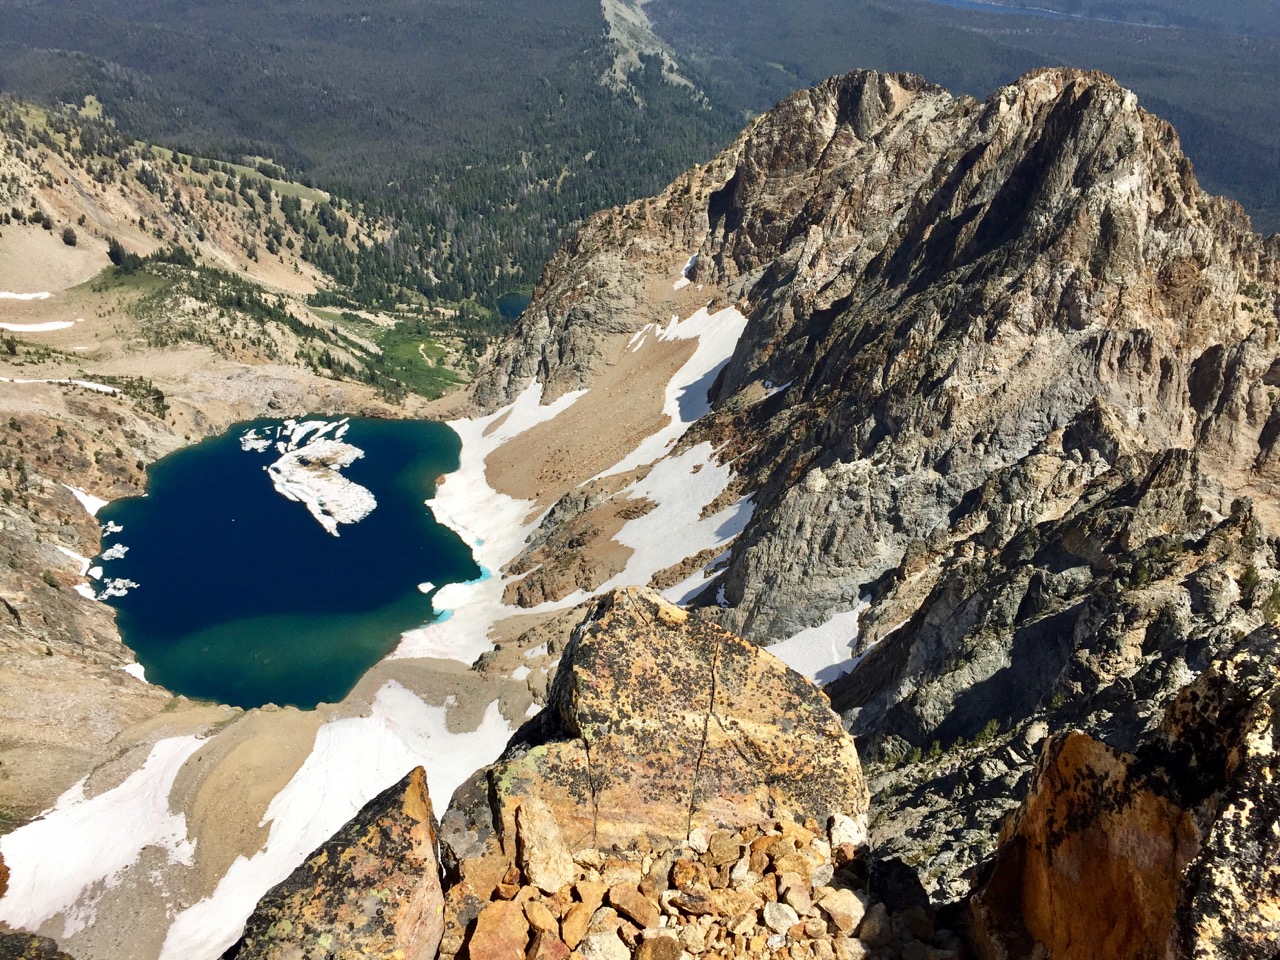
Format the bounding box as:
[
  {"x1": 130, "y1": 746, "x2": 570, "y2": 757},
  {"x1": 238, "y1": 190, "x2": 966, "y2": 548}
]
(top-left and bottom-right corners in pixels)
[{"x1": 0, "y1": 41, "x2": 1276, "y2": 960}]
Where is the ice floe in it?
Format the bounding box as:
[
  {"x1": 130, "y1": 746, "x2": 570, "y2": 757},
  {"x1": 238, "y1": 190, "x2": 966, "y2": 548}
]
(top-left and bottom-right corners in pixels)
[
  {"x1": 158, "y1": 683, "x2": 511, "y2": 960},
  {"x1": 100, "y1": 543, "x2": 128, "y2": 561},
  {"x1": 97, "y1": 577, "x2": 138, "y2": 599},
  {"x1": 0, "y1": 736, "x2": 204, "y2": 938},
  {"x1": 266, "y1": 439, "x2": 376, "y2": 536},
  {"x1": 241, "y1": 419, "x2": 374, "y2": 536}
]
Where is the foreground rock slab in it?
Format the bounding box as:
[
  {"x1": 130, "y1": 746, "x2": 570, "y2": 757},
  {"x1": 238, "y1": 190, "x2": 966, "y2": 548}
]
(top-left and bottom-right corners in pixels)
[
  {"x1": 970, "y1": 625, "x2": 1280, "y2": 960},
  {"x1": 447, "y1": 587, "x2": 869, "y2": 872},
  {"x1": 223, "y1": 766, "x2": 444, "y2": 960}
]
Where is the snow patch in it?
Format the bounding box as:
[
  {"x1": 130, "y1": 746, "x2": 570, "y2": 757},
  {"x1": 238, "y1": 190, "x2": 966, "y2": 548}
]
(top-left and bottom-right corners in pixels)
[
  {"x1": 63, "y1": 484, "x2": 109, "y2": 517},
  {"x1": 766, "y1": 601, "x2": 871, "y2": 683},
  {"x1": 159, "y1": 683, "x2": 511, "y2": 960},
  {"x1": 0, "y1": 320, "x2": 78, "y2": 332},
  {"x1": 393, "y1": 382, "x2": 586, "y2": 664},
  {"x1": 120, "y1": 662, "x2": 148, "y2": 683},
  {"x1": 0, "y1": 378, "x2": 118, "y2": 394},
  {"x1": 53, "y1": 545, "x2": 91, "y2": 576},
  {"x1": 0, "y1": 292, "x2": 51, "y2": 300},
  {"x1": 0, "y1": 736, "x2": 204, "y2": 938}
]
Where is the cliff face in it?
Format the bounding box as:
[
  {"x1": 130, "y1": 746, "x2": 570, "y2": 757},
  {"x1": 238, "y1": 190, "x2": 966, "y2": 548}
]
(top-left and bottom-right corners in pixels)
[
  {"x1": 970, "y1": 625, "x2": 1280, "y2": 960},
  {"x1": 456, "y1": 65, "x2": 1280, "y2": 899}
]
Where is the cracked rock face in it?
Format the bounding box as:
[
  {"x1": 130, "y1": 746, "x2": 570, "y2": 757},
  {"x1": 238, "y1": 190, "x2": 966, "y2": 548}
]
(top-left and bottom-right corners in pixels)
[
  {"x1": 440, "y1": 587, "x2": 868, "y2": 895},
  {"x1": 969, "y1": 626, "x2": 1280, "y2": 960}
]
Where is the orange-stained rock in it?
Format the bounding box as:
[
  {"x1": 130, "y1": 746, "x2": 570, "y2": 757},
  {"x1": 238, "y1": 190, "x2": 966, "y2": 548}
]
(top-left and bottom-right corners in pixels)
[
  {"x1": 526, "y1": 930, "x2": 571, "y2": 960},
  {"x1": 524, "y1": 899, "x2": 560, "y2": 937},
  {"x1": 969, "y1": 731, "x2": 1200, "y2": 960},
  {"x1": 607, "y1": 883, "x2": 661, "y2": 930},
  {"x1": 560, "y1": 901, "x2": 595, "y2": 949},
  {"x1": 224, "y1": 766, "x2": 444, "y2": 960},
  {"x1": 458, "y1": 588, "x2": 868, "y2": 864},
  {"x1": 971, "y1": 626, "x2": 1280, "y2": 960},
  {"x1": 468, "y1": 900, "x2": 530, "y2": 960}
]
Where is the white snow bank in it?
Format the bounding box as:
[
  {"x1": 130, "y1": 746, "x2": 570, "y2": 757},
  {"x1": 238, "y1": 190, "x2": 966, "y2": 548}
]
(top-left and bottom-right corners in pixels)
[
  {"x1": 120, "y1": 662, "x2": 147, "y2": 683},
  {"x1": 0, "y1": 378, "x2": 118, "y2": 394},
  {"x1": 766, "y1": 601, "x2": 871, "y2": 683},
  {"x1": 393, "y1": 382, "x2": 586, "y2": 664},
  {"x1": 62, "y1": 484, "x2": 109, "y2": 516},
  {"x1": 596, "y1": 305, "x2": 749, "y2": 478},
  {"x1": 606, "y1": 442, "x2": 752, "y2": 601},
  {"x1": 72, "y1": 584, "x2": 97, "y2": 601},
  {"x1": 159, "y1": 682, "x2": 511, "y2": 960},
  {"x1": 0, "y1": 736, "x2": 204, "y2": 938},
  {"x1": 0, "y1": 292, "x2": 51, "y2": 301},
  {"x1": 0, "y1": 320, "x2": 78, "y2": 332},
  {"x1": 53, "y1": 544, "x2": 91, "y2": 576}
]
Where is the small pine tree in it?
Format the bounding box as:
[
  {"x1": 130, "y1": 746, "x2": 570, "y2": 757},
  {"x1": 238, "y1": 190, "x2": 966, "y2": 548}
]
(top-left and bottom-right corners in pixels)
[{"x1": 60, "y1": 226, "x2": 77, "y2": 246}]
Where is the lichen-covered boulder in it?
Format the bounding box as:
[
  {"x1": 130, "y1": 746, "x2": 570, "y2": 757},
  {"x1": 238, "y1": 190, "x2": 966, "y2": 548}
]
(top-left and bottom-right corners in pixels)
[
  {"x1": 223, "y1": 766, "x2": 444, "y2": 960},
  {"x1": 443, "y1": 587, "x2": 869, "y2": 897}
]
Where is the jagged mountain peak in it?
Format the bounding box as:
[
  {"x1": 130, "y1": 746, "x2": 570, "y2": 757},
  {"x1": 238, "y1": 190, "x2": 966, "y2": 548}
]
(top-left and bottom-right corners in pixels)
[{"x1": 441, "y1": 63, "x2": 1280, "y2": 901}]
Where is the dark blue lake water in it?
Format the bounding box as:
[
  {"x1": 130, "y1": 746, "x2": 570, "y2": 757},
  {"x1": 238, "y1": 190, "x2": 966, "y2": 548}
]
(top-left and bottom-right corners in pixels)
[
  {"x1": 94, "y1": 417, "x2": 479, "y2": 710},
  {"x1": 497, "y1": 290, "x2": 532, "y2": 321}
]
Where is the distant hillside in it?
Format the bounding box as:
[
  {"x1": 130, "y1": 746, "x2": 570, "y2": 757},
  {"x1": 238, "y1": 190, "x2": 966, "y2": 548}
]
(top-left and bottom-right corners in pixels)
[
  {"x1": 0, "y1": 95, "x2": 500, "y2": 401},
  {"x1": 0, "y1": 0, "x2": 741, "y2": 307}
]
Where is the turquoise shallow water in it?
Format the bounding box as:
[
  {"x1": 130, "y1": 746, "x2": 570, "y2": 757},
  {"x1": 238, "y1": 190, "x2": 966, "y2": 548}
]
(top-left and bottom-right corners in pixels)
[{"x1": 94, "y1": 416, "x2": 480, "y2": 709}]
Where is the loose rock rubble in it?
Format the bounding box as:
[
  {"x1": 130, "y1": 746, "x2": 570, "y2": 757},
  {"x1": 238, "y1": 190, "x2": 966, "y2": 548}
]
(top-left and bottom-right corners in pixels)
[{"x1": 441, "y1": 814, "x2": 962, "y2": 960}]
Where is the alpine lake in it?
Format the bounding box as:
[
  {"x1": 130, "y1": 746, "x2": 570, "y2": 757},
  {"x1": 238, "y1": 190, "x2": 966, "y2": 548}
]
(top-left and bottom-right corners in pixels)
[{"x1": 92, "y1": 416, "x2": 480, "y2": 710}]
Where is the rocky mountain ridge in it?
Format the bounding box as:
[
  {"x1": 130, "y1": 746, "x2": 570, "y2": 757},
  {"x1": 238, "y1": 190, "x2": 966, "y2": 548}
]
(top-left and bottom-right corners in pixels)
[{"x1": 449, "y1": 65, "x2": 1280, "y2": 898}]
